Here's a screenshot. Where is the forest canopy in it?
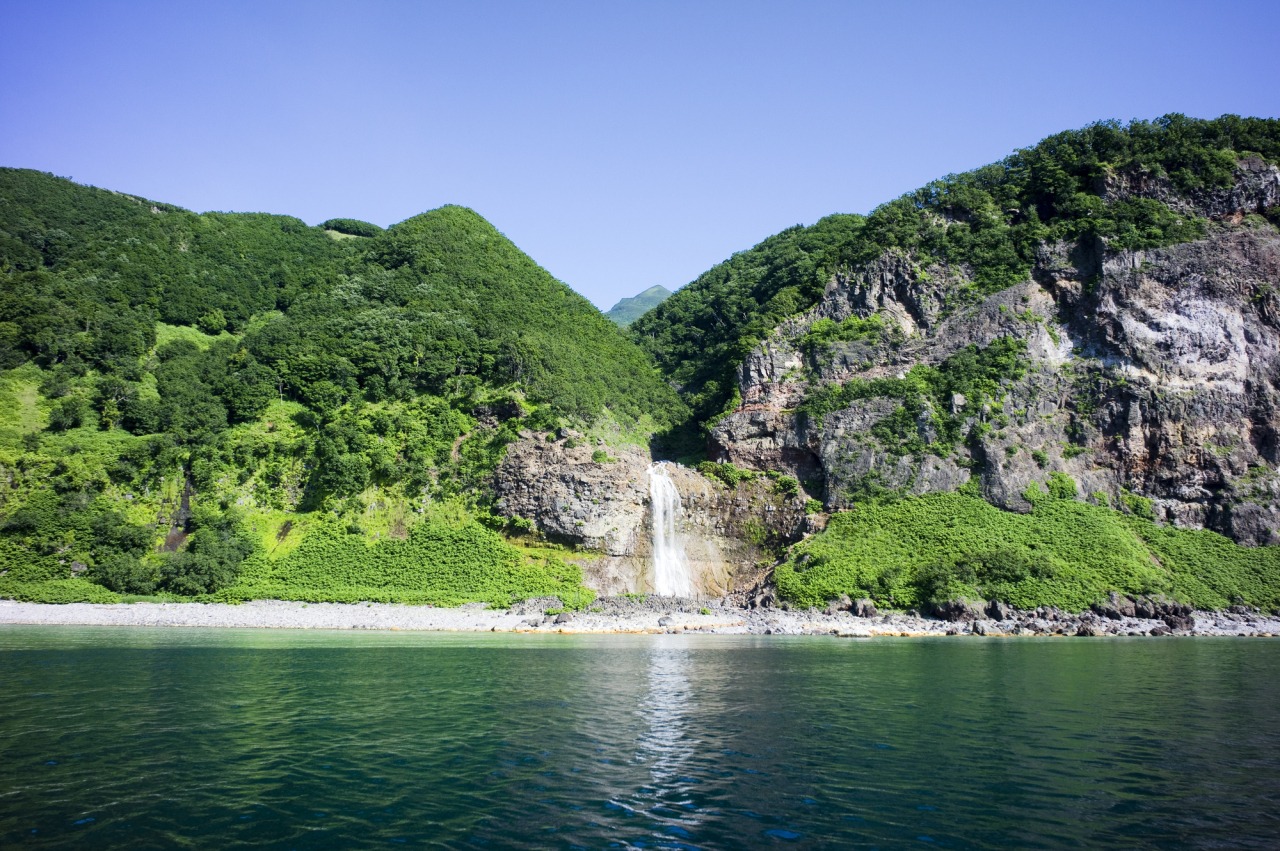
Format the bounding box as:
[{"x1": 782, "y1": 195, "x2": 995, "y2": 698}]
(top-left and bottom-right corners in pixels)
[{"x1": 0, "y1": 170, "x2": 678, "y2": 603}]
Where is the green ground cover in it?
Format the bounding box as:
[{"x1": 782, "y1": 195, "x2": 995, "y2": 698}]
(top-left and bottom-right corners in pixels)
[{"x1": 775, "y1": 491, "x2": 1280, "y2": 612}]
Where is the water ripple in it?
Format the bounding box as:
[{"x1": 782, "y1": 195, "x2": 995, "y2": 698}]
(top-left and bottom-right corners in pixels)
[{"x1": 2, "y1": 630, "x2": 1280, "y2": 848}]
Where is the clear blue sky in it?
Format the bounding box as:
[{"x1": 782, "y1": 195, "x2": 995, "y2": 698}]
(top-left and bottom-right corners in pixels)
[{"x1": 2, "y1": 0, "x2": 1277, "y2": 308}]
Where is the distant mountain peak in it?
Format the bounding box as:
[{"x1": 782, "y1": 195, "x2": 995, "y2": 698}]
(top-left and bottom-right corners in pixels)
[{"x1": 605, "y1": 285, "x2": 673, "y2": 327}]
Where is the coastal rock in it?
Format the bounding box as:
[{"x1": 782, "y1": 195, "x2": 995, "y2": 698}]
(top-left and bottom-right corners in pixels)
[
  {"x1": 925, "y1": 599, "x2": 987, "y2": 622},
  {"x1": 494, "y1": 432, "x2": 808, "y2": 596},
  {"x1": 825, "y1": 594, "x2": 853, "y2": 616},
  {"x1": 986, "y1": 600, "x2": 1016, "y2": 621},
  {"x1": 1092, "y1": 592, "x2": 1138, "y2": 620}
]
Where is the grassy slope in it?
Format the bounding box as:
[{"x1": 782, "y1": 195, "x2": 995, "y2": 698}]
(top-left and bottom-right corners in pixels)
[{"x1": 776, "y1": 492, "x2": 1280, "y2": 612}]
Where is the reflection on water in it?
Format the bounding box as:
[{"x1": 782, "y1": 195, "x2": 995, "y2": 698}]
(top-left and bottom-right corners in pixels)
[
  {"x1": 619, "y1": 646, "x2": 701, "y2": 836},
  {"x1": 2, "y1": 629, "x2": 1280, "y2": 849},
  {"x1": 640, "y1": 646, "x2": 695, "y2": 785}
]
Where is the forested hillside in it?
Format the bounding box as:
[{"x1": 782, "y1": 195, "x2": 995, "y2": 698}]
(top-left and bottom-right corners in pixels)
[
  {"x1": 632, "y1": 113, "x2": 1280, "y2": 612},
  {"x1": 4, "y1": 113, "x2": 1280, "y2": 615},
  {"x1": 0, "y1": 169, "x2": 677, "y2": 603},
  {"x1": 634, "y1": 114, "x2": 1280, "y2": 431}
]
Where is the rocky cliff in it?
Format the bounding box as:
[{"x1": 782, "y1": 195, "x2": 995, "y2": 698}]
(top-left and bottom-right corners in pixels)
[
  {"x1": 709, "y1": 158, "x2": 1280, "y2": 546},
  {"x1": 493, "y1": 431, "x2": 809, "y2": 595}
]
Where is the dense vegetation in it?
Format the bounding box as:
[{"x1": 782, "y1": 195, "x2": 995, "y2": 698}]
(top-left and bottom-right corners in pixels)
[
  {"x1": 775, "y1": 491, "x2": 1280, "y2": 612},
  {"x1": 3, "y1": 114, "x2": 1278, "y2": 614},
  {"x1": 0, "y1": 169, "x2": 677, "y2": 604},
  {"x1": 634, "y1": 114, "x2": 1280, "y2": 430},
  {"x1": 631, "y1": 213, "x2": 865, "y2": 427}
]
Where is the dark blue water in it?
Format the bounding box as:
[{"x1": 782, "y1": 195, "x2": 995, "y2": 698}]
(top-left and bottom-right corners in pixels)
[{"x1": 2, "y1": 628, "x2": 1279, "y2": 849}]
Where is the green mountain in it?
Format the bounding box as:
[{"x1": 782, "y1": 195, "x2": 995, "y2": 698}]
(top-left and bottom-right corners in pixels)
[
  {"x1": 604, "y1": 285, "x2": 672, "y2": 327},
  {"x1": 0, "y1": 169, "x2": 678, "y2": 604},
  {"x1": 629, "y1": 114, "x2": 1280, "y2": 612},
  {"x1": 491, "y1": 114, "x2": 1280, "y2": 616},
  {"x1": 3, "y1": 113, "x2": 1280, "y2": 616}
]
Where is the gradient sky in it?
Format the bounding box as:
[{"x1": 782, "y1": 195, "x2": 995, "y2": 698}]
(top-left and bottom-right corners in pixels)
[{"x1": 2, "y1": 1, "x2": 1278, "y2": 309}]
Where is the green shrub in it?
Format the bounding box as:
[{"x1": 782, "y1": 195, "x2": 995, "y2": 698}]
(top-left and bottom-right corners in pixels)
[
  {"x1": 1046, "y1": 472, "x2": 1078, "y2": 500},
  {"x1": 0, "y1": 577, "x2": 122, "y2": 603},
  {"x1": 697, "y1": 461, "x2": 758, "y2": 488},
  {"x1": 774, "y1": 492, "x2": 1206, "y2": 611},
  {"x1": 225, "y1": 510, "x2": 593, "y2": 607},
  {"x1": 89, "y1": 553, "x2": 159, "y2": 594},
  {"x1": 1120, "y1": 489, "x2": 1157, "y2": 520},
  {"x1": 771, "y1": 475, "x2": 800, "y2": 498}
]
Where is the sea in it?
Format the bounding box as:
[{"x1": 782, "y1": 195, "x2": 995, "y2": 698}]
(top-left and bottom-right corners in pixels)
[{"x1": 1, "y1": 627, "x2": 1278, "y2": 849}]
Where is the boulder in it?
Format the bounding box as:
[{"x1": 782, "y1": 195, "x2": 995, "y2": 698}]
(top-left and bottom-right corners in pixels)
[
  {"x1": 852, "y1": 598, "x2": 879, "y2": 618},
  {"x1": 925, "y1": 599, "x2": 986, "y2": 622},
  {"x1": 1092, "y1": 592, "x2": 1137, "y2": 620},
  {"x1": 825, "y1": 594, "x2": 853, "y2": 616},
  {"x1": 986, "y1": 600, "x2": 1016, "y2": 621}
]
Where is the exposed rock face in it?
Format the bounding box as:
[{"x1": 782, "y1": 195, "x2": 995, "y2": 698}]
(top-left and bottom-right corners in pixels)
[
  {"x1": 494, "y1": 435, "x2": 651, "y2": 558},
  {"x1": 494, "y1": 433, "x2": 809, "y2": 595},
  {"x1": 710, "y1": 161, "x2": 1280, "y2": 545}
]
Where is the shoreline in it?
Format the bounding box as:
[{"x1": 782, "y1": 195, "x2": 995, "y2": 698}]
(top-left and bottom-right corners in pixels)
[{"x1": 2, "y1": 598, "x2": 1279, "y2": 637}]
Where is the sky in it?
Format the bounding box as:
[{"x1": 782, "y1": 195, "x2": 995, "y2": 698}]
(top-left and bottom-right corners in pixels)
[{"x1": 2, "y1": 1, "x2": 1278, "y2": 309}]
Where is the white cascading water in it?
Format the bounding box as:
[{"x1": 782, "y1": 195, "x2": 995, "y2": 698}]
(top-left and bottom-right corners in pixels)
[{"x1": 648, "y1": 463, "x2": 696, "y2": 597}]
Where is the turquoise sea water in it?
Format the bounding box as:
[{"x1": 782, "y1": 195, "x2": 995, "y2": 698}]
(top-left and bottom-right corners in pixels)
[{"x1": 1, "y1": 628, "x2": 1279, "y2": 849}]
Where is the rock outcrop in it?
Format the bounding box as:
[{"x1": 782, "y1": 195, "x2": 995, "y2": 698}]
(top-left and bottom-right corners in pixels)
[
  {"x1": 494, "y1": 432, "x2": 809, "y2": 595},
  {"x1": 709, "y1": 160, "x2": 1280, "y2": 545},
  {"x1": 493, "y1": 160, "x2": 1278, "y2": 596}
]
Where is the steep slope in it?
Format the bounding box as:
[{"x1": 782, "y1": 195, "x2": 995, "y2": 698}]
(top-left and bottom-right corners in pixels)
[
  {"x1": 706, "y1": 122, "x2": 1280, "y2": 545},
  {"x1": 0, "y1": 171, "x2": 676, "y2": 604},
  {"x1": 637, "y1": 115, "x2": 1280, "y2": 432},
  {"x1": 631, "y1": 214, "x2": 865, "y2": 426},
  {"x1": 499, "y1": 115, "x2": 1280, "y2": 611},
  {"x1": 605, "y1": 285, "x2": 672, "y2": 327}
]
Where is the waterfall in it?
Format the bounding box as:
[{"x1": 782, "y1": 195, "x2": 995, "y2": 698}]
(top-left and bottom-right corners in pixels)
[{"x1": 648, "y1": 463, "x2": 695, "y2": 597}]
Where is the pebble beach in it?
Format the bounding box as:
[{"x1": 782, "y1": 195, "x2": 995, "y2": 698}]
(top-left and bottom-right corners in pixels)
[{"x1": 3, "y1": 597, "x2": 1279, "y2": 637}]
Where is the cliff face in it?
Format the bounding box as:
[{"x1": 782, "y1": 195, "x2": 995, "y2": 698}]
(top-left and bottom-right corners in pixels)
[
  {"x1": 493, "y1": 432, "x2": 809, "y2": 595},
  {"x1": 710, "y1": 159, "x2": 1280, "y2": 546}
]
